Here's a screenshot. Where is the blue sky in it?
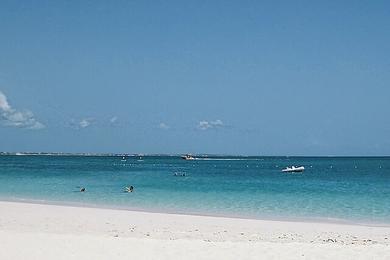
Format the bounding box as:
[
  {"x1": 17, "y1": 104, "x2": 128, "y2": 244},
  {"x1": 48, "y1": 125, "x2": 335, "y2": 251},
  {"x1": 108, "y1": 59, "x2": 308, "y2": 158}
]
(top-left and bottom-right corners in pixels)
[{"x1": 0, "y1": 1, "x2": 389, "y2": 155}]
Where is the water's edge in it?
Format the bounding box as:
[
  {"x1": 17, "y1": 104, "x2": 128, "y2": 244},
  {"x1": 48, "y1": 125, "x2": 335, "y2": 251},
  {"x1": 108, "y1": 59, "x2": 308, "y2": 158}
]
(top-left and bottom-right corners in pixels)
[{"x1": 2, "y1": 198, "x2": 389, "y2": 228}]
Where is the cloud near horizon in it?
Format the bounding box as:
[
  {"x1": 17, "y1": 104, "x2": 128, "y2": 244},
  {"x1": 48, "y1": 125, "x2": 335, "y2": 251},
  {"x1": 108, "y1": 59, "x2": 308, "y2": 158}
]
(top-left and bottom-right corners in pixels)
[
  {"x1": 0, "y1": 91, "x2": 45, "y2": 130},
  {"x1": 109, "y1": 116, "x2": 118, "y2": 124},
  {"x1": 68, "y1": 118, "x2": 94, "y2": 129},
  {"x1": 197, "y1": 119, "x2": 224, "y2": 130},
  {"x1": 158, "y1": 122, "x2": 170, "y2": 130},
  {"x1": 79, "y1": 119, "x2": 91, "y2": 128}
]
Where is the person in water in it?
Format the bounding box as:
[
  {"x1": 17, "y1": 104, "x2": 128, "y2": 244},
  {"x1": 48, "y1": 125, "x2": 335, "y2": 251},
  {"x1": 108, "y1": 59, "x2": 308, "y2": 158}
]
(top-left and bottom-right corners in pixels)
[
  {"x1": 80, "y1": 187, "x2": 86, "y2": 192},
  {"x1": 125, "y1": 186, "x2": 134, "y2": 192}
]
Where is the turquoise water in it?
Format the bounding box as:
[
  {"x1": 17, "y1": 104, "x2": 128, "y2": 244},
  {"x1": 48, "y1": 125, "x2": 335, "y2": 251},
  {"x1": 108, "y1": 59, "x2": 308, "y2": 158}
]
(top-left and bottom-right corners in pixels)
[{"x1": 0, "y1": 155, "x2": 389, "y2": 224}]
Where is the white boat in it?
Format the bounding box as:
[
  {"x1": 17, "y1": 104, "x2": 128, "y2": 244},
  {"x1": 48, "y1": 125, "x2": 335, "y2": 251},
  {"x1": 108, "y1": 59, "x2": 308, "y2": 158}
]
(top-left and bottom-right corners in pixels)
[
  {"x1": 282, "y1": 166, "x2": 305, "y2": 173},
  {"x1": 181, "y1": 154, "x2": 195, "y2": 160}
]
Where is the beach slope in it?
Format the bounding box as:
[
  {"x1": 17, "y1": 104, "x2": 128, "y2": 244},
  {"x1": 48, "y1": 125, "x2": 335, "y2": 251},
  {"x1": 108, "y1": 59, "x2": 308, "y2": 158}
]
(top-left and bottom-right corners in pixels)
[{"x1": 0, "y1": 201, "x2": 389, "y2": 259}]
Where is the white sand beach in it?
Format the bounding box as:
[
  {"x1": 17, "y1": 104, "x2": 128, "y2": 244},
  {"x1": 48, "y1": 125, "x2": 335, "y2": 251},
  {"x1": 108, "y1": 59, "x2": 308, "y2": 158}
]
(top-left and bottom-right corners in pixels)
[{"x1": 1, "y1": 201, "x2": 389, "y2": 260}]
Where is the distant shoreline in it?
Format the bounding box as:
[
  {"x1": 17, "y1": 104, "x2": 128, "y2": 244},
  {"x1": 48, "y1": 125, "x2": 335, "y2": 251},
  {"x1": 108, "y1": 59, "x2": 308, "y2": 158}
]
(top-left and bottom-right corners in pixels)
[{"x1": 1, "y1": 152, "x2": 390, "y2": 158}]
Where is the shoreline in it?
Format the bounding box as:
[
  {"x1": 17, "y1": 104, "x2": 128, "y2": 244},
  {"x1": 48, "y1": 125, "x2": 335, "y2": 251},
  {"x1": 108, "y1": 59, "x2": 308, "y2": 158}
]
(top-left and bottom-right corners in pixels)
[
  {"x1": 2, "y1": 197, "x2": 389, "y2": 228},
  {"x1": 1, "y1": 201, "x2": 390, "y2": 259}
]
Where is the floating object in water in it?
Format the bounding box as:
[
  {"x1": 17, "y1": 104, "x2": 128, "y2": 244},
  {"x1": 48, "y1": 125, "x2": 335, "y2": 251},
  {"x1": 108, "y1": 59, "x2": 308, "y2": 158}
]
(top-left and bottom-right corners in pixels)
[
  {"x1": 173, "y1": 172, "x2": 186, "y2": 177},
  {"x1": 282, "y1": 166, "x2": 305, "y2": 173},
  {"x1": 181, "y1": 154, "x2": 195, "y2": 160}
]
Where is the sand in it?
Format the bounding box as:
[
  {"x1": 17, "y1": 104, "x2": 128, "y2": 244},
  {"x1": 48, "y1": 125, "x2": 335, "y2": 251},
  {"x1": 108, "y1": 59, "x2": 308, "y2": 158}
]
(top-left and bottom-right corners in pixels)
[{"x1": 1, "y1": 201, "x2": 389, "y2": 259}]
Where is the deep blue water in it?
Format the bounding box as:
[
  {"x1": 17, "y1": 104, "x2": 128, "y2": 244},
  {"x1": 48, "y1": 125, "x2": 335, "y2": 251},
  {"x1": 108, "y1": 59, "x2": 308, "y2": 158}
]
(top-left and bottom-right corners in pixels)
[{"x1": 0, "y1": 155, "x2": 389, "y2": 224}]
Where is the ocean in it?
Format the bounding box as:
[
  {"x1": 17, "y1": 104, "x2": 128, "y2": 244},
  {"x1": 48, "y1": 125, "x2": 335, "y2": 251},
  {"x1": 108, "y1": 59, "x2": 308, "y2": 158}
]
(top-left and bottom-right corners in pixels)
[{"x1": 0, "y1": 155, "x2": 389, "y2": 225}]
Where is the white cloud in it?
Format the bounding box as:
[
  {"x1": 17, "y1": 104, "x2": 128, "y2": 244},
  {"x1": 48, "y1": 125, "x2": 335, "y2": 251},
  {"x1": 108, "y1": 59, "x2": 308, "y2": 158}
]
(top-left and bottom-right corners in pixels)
[
  {"x1": 158, "y1": 122, "x2": 170, "y2": 130},
  {"x1": 69, "y1": 118, "x2": 94, "y2": 129},
  {"x1": 110, "y1": 116, "x2": 118, "y2": 124},
  {"x1": 0, "y1": 91, "x2": 45, "y2": 130},
  {"x1": 0, "y1": 92, "x2": 11, "y2": 111},
  {"x1": 211, "y1": 119, "x2": 223, "y2": 127},
  {"x1": 197, "y1": 119, "x2": 224, "y2": 130},
  {"x1": 198, "y1": 121, "x2": 211, "y2": 130},
  {"x1": 79, "y1": 119, "x2": 92, "y2": 128}
]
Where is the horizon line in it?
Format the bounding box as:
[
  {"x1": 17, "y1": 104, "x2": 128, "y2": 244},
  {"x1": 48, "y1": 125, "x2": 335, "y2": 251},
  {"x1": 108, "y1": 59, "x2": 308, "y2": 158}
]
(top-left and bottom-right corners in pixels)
[{"x1": 1, "y1": 151, "x2": 389, "y2": 158}]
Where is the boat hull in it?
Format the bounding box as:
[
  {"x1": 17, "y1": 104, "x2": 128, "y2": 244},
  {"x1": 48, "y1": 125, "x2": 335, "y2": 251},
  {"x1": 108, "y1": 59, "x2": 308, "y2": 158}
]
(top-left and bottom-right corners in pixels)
[{"x1": 282, "y1": 166, "x2": 305, "y2": 173}]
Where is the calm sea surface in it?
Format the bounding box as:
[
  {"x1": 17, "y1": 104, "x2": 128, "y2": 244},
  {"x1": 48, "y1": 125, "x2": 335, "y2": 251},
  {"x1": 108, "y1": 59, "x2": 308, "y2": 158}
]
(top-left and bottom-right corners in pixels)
[{"x1": 0, "y1": 155, "x2": 389, "y2": 224}]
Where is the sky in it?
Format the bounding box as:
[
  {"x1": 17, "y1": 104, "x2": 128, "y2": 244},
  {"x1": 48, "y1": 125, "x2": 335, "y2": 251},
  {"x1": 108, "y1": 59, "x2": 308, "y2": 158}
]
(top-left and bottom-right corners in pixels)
[{"x1": 0, "y1": 0, "x2": 389, "y2": 155}]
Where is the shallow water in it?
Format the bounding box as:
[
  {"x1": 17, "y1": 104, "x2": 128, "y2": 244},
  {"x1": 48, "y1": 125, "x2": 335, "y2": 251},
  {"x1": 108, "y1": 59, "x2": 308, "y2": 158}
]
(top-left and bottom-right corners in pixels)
[{"x1": 0, "y1": 155, "x2": 389, "y2": 224}]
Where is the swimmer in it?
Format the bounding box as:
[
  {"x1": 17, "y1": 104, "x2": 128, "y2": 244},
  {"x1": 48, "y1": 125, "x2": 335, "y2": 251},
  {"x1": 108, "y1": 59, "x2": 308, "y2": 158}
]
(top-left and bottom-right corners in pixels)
[{"x1": 125, "y1": 186, "x2": 134, "y2": 192}]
